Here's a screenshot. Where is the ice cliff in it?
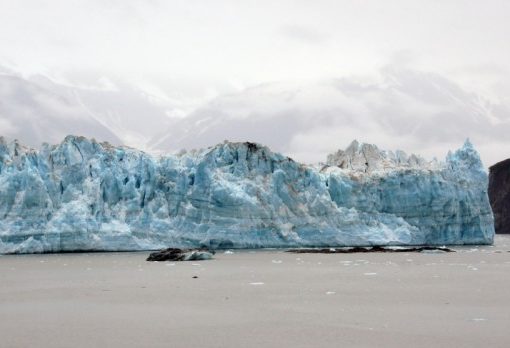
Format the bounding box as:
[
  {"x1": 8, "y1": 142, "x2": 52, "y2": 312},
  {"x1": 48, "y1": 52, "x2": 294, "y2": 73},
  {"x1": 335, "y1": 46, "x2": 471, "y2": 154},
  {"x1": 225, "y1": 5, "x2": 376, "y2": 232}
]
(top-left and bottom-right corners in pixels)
[{"x1": 0, "y1": 136, "x2": 494, "y2": 253}]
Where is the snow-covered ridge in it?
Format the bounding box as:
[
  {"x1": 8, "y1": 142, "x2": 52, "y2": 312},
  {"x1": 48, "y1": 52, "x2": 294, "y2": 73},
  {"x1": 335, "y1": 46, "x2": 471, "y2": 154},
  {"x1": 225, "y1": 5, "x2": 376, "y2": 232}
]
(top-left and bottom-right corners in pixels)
[{"x1": 0, "y1": 135, "x2": 494, "y2": 253}]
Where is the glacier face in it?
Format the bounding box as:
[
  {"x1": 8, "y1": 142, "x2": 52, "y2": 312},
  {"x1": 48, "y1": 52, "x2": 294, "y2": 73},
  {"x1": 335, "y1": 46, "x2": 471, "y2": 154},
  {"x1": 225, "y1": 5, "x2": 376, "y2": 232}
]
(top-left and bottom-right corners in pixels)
[{"x1": 0, "y1": 136, "x2": 494, "y2": 253}]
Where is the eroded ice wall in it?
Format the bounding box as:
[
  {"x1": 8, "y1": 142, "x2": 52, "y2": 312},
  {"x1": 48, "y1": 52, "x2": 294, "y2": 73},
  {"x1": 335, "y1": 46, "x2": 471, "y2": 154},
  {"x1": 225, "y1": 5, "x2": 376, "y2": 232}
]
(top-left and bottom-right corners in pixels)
[{"x1": 0, "y1": 136, "x2": 494, "y2": 253}]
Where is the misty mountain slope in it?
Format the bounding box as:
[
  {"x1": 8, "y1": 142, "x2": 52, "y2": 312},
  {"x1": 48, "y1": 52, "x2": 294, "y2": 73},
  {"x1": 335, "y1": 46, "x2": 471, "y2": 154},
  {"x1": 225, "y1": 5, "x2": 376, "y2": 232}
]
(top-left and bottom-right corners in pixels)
[
  {"x1": 148, "y1": 68, "x2": 510, "y2": 164},
  {"x1": 28, "y1": 75, "x2": 177, "y2": 149},
  {"x1": 1, "y1": 67, "x2": 509, "y2": 166},
  {"x1": 0, "y1": 72, "x2": 176, "y2": 149},
  {"x1": 0, "y1": 74, "x2": 122, "y2": 147}
]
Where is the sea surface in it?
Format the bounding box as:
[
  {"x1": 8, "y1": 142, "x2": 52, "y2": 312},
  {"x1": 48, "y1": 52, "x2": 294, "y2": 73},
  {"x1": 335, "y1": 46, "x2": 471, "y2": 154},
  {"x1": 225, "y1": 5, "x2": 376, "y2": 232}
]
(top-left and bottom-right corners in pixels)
[{"x1": 1, "y1": 236, "x2": 510, "y2": 347}]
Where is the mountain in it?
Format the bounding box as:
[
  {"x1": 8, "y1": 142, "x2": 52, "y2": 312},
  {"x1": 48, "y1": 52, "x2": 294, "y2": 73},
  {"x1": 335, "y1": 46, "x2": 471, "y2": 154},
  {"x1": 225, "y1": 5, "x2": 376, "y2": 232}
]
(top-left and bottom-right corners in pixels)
[
  {"x1": 0, "y1": 72, "x2": 175, "y2": 150},
  {"x1": 28, "y1": 75, "x2": 177, "y2": 150},
  {"x1": 0, "y1": 74, "x2": 121, "y2": 147},
  {"x1": 148, "y1": 67, "x2": 509, "y2": 165},
  {"x1": 1, "y1": 66, "x2": 509, "y2": 167},
  {"x1": 0, "y1": 136, "x2": 493, "y2": 253}
]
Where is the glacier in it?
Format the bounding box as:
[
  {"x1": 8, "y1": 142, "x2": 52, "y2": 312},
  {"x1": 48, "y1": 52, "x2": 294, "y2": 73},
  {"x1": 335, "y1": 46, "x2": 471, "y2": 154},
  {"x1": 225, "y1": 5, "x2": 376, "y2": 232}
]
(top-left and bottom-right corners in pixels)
[{"x1": 0, "y1": 136, "x2": 494, "y2": 254}]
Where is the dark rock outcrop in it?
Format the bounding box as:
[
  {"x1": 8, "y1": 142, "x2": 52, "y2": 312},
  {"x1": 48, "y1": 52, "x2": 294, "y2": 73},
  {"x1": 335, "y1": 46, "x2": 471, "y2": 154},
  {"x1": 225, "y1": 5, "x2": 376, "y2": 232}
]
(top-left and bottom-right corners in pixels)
[{"x1": 489, "y1": 159, "x2": 510, "y2": 234}]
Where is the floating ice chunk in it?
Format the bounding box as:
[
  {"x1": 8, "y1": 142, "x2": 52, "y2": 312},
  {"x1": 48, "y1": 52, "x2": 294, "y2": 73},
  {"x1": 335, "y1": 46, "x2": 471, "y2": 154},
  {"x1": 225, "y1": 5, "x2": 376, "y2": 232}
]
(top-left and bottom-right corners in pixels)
[
  {"x1": 470, "y1": 318, "x2": 488, "y2": 322},
  {"x1": 147, "y1": 249, "x2": 214, "y2": 262},
  {"x1": 421, "y1": 249, "x2": 449, "y2": 254}
]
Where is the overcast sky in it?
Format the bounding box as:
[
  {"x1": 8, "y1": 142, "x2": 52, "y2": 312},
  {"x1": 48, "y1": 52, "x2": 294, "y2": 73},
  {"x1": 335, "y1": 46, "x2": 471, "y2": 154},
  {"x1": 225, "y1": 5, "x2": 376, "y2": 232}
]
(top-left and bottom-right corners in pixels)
[{"x1": 1, "y1": 0, "x2": 510, "y2": 166}]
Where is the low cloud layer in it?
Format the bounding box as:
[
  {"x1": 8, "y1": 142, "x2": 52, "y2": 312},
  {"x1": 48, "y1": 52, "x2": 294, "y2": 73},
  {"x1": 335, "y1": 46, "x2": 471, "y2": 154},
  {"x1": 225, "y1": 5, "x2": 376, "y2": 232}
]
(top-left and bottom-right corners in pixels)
[
  {"x1": 1, "y1": 66, "x2": 509, "y2": 167},
  {"x1": 150, "y1": 66, "x2": 510, "y2": 167}
]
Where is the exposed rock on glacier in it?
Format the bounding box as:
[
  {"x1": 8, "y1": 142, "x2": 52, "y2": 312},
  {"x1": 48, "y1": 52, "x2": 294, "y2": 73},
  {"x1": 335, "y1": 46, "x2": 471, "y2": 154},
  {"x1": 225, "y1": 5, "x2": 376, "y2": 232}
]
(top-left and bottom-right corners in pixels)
[{"x1": 0, "y1": 136, "x2": 494, "y2": 253}]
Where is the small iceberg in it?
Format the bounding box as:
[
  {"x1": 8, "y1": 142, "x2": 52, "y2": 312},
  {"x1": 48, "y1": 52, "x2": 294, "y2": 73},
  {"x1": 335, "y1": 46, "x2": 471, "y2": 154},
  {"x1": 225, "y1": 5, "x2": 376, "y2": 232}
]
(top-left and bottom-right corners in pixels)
[{"x1": 146, "y1": 248, "x2": 214, "y2": 262}]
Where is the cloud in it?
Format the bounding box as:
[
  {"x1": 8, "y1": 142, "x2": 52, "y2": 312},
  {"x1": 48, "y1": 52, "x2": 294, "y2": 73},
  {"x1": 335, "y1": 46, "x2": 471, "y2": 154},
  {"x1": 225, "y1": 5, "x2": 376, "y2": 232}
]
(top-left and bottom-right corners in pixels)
[
  {"x1": 149, "y1": 66, "x2": 510, "y2": 167},
  {"x1": 280, "y1": 25, "x2": 328, "y2": 44},
  {"x1": 1, "y1": 64, "x2": 509, "y2": 168},
  {"x1": 0, "y1": 118, "x2": 16, "y2": 137}
]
